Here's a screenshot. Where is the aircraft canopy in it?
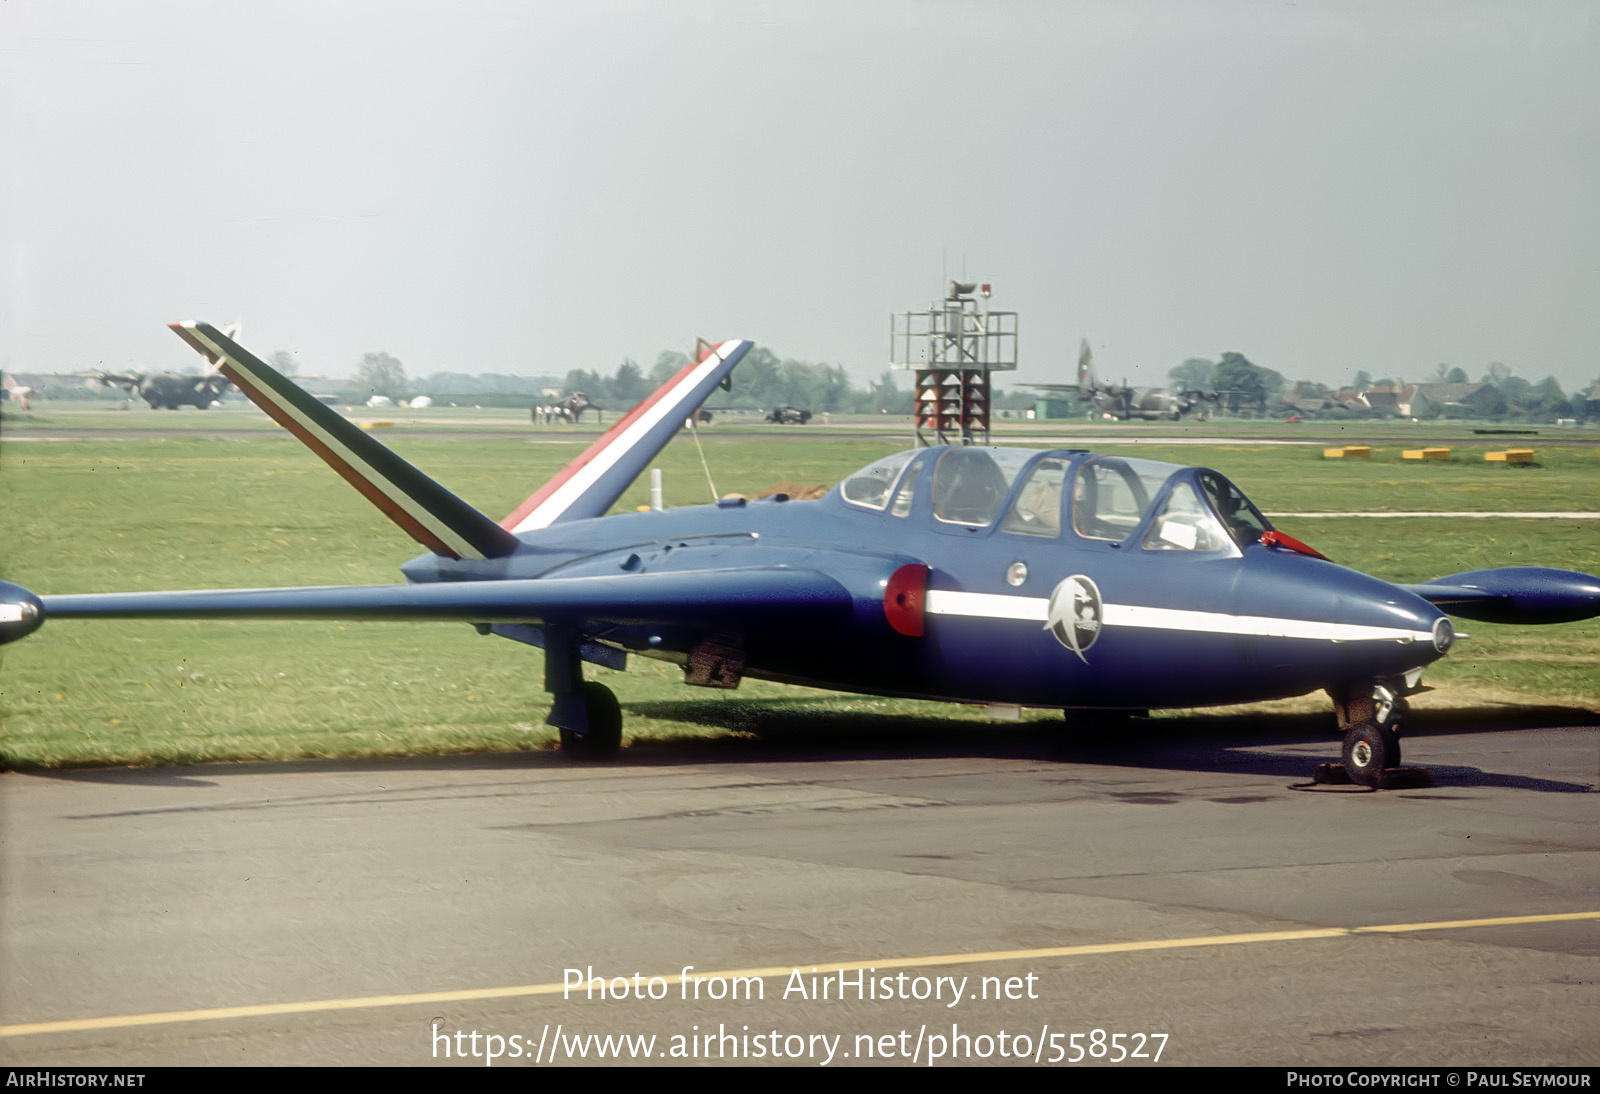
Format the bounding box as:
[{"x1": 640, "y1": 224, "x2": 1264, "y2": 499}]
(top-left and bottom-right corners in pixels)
[{"x1": 839, "y1": 447, "x2": 1272, "y2": 552}]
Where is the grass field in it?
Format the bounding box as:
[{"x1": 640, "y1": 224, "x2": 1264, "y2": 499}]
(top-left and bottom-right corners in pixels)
[{"x1": 2, "y1": 417, "x2": 1596, "y2": 768}]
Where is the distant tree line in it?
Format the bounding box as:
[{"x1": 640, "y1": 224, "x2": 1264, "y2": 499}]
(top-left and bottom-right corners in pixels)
[
  {"x1": 1166, "y1": 353, "x2": 1596, "y2": 422},
  {"x1": 42, "y1": 342, "x2": 1578, "y2": 423},
  {"x1": 548, "y1": 347, "x2": 911, "y2": 415},
  {"x1": 327, "y1": 345, "x2": 917, "y2": 415}
]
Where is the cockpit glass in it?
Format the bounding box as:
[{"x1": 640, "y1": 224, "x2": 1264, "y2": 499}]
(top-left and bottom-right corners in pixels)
[
  {"x1": 890, "y1": 458, "x2": 922, "y2": 517},
  {"x1": 1071, "y1": 457, "x2": 1183, "y2": 542},
  {"x1": 841, "y1": 450, "x2": 916, "y2": 511},
  {"x1": 1001, "y1": 459, "x2": 1068, "y2": 536},
  {"x1": 1199, "y1": 471, "x2": 1271, "y2": 545},
  {"x1": 1141, "y1": 482, "x2": 1231, "y2": 552},
  {"x1": 932, "y1": 448, "x2": 1035, "y2": 526}
]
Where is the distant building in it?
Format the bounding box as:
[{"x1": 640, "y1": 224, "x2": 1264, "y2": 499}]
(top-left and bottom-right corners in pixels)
[
  {"x1": 1359, "y1": 383, "x2": 1409, "y2": 415},
  {"x1": 1332, "y1": 387, "x2": 1370, "y2": 414},
  {"x1": 1356, "y1": 381, "x2": 1504, "y2": 418},
  {"x1": 1407, "y1": 382, "x2": 1505, "y2": 418},
  {"x1": 1276, "y1": 383, "x2": 1339, "y2": 414}
]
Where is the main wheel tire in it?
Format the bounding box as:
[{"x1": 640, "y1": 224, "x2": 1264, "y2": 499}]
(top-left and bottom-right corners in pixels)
[
  {"x1": 1341, "y1": 722, "x2": 1398, "y2": 787},
  {"x1": 558, "y1": 681, "x2": 622, "y2": 760}
]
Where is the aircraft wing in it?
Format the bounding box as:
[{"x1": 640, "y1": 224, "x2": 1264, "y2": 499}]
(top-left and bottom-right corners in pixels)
[{"x1": 17, "y1": 568, "x2": 852, "y2": 634}]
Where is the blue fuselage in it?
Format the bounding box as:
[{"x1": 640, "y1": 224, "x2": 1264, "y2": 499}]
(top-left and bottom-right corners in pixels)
[{"x1": 403, "y1": 447, "x2": 1449, "y2": 711}]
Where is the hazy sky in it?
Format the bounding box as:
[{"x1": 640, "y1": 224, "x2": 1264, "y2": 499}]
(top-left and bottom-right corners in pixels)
[{"x1": 5, "y1": 1, "x2": 1597, "y2": 391}]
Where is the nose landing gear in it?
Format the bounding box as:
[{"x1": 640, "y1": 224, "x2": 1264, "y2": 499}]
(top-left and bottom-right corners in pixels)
[
  {"x1": 1307, "y1": 678, "x2": 1431, "y2": 790},
  {"x1": 1340, "y1": 721, "x2": 1400, "y2": 787}
]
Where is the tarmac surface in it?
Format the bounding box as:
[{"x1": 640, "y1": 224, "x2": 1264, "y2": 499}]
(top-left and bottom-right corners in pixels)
[{"x1": 2, "y1": 711, "x2": 1596, "y2": 1067}]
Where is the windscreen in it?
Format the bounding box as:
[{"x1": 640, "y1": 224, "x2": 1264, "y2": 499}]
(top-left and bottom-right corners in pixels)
[
  {"x1": 1198, "y1": 471, "x2": 1272, "y2": 545},
  {"x1": 840, "y1": 450, "x2": 917, "y2": 511}
]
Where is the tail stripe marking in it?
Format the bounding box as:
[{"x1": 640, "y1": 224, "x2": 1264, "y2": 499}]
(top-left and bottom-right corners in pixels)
[
  {"x1": 502, "y1": 340, "x2": 745, "y2": 533},
  {"x1": 172, "y1": 324, "x2": 485, "y2": 560}
]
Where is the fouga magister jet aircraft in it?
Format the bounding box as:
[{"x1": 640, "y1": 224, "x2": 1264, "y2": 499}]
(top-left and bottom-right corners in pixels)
[{"x1": 2, "y1": 323, "x2": 1597, "y2": 787}]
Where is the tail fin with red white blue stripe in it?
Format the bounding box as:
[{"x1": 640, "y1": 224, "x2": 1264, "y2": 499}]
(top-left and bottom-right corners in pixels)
[
  {"x1": 500, "y1": 339, "x2": 753, "y2": 533},
  {"x1": 170, "y1": 321, "x2": 521, "y2": 560}
]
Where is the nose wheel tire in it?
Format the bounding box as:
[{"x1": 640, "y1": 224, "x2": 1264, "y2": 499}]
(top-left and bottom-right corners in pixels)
[
  {"x1": 1341, "y1": 722, "x2": 1400, "y2": 787},
  {"x1": 558, "y1": 681, "x2": 622, "y2": 760}
]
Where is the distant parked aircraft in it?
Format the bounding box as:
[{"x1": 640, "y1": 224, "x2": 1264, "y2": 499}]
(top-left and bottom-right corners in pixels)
[
  {"x1": 1027, "y1": 341, "x2": 1222, "y2": 421},
  {"x1": 81, "y1": 321, "x2": 243, "y2": 409}
]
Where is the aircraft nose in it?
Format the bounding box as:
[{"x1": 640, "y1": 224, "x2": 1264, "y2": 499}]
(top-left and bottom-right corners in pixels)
[
  {"x1": 1237, "y1": 553, "x2": 1450, "y2": 677},
  {"x1": 1367, "y1": 592, "x2": 1454, "y2": 660}
]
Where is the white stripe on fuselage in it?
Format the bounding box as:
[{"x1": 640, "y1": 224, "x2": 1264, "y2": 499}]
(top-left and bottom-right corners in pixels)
[
  {"x1": 511, "y1": 341, "x2": 742, "y2": 534},
  {"x1": 923, "y1": 590, "x2": 1048, "y2": 622},
  {"x1": 923, "y1": 590, "x2": 1432, "y2": 643},
  {"x1": 183, "y1": 325, "x2": 482, "y2": 560}
]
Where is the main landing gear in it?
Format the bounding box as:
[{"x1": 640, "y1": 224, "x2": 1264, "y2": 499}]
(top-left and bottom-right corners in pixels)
[
  {"x1": 554, "y1": 681, "x2": 622, "y2": 760},
  {"x1": 543, "y1": 632, "x2": 622, "y2": 760}
]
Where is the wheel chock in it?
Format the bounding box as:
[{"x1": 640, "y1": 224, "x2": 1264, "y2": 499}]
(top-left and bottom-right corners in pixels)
[{"x1": 1291, "y1": 763, "x2": 1434, "y2": 792}]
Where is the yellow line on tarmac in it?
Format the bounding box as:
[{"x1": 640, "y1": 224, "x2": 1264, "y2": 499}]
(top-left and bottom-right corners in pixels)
[
  {"x1": 3, "y1": 910, "x2": 1596, "y2": 1039},
  {"x1": 1353, "y1": 911, "x2": 1600, "y2": 934}
]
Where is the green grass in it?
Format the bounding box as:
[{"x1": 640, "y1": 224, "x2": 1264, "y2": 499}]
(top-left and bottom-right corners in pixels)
[{"x1": 2, "y1": 430, "x2": 1596, "y2": 768}]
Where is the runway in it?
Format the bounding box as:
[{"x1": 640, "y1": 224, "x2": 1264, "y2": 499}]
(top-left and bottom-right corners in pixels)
[
  {"x1": 3, "y1": 711, "x2": 1596, "y2": 1066},
  {"x1": 6, "y1": 403, "x2": 1600, "y2": 450}
]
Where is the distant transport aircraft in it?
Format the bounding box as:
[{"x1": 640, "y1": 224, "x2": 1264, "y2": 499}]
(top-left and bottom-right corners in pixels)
[
  {"x1": 82, "y1": 321, "x2": 243, "y2": 409},
  {"x1": 3, "y1": 322, "x2": 1596, "y2": 788},
  {"x1": 1028, "y1": 340, "x2": 1222, "y2": 421},
  {"x1": 88, "y1": 369, "x2": 233, "y2": 410}
]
